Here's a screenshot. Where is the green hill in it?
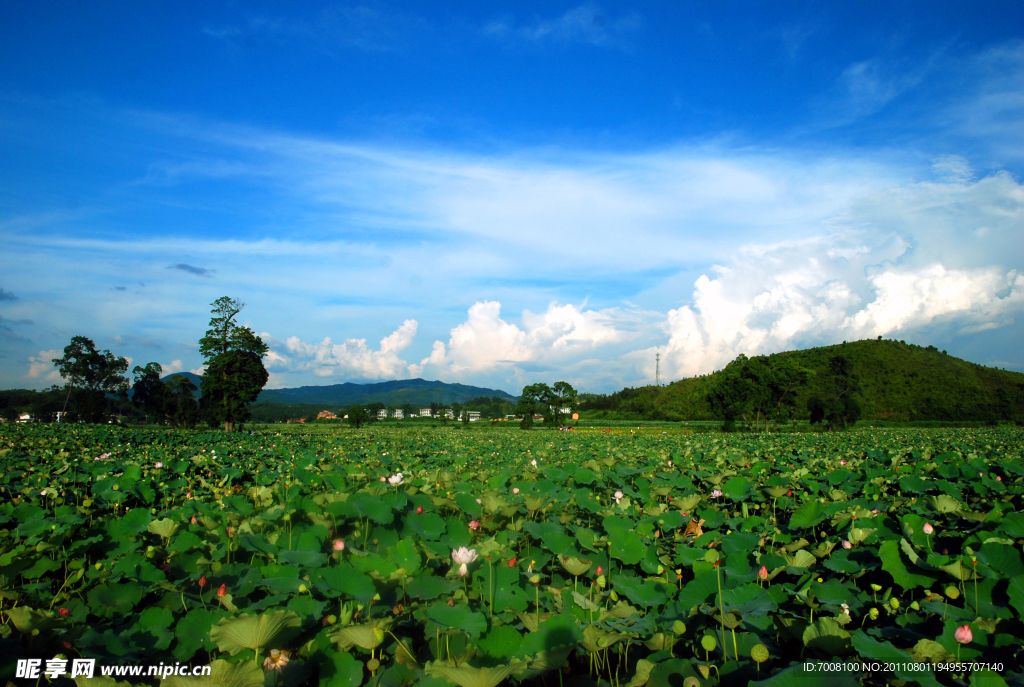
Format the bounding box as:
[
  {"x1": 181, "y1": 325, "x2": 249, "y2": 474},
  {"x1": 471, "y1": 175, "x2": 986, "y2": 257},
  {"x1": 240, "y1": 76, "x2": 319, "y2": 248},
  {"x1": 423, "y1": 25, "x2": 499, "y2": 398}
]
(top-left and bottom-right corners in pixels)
[{"x1": 580, "y1": 339, "x2": 1024, "y2": 423}]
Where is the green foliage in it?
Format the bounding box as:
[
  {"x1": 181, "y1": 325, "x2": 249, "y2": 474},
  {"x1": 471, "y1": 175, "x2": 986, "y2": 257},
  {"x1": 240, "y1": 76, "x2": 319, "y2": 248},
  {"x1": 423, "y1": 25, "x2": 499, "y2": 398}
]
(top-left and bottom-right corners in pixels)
[
  {"x1": 1, "y1": 421, "x2": 1022, "y2": 684},
  {"x1": 579, "y1": 338, "x2": 1024, "y2": 422},
  {"x1": 198, "y1": 297, "x2": 270, "y2": 431}
]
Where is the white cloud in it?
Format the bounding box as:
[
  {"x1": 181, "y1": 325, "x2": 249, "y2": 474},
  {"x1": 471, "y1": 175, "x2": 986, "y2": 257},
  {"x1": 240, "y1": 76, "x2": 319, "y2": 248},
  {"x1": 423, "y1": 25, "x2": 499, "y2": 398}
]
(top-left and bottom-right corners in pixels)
[
  {"x1": 25, "y1": 350, "x2": 62, "y2": 382},
  {"x1": 484, "y1": 4, "x2": 641, "y2": 48},
  {"x1": 161, "y1": 359, "x2": 184, "y2": 374},
  {"x1": 417, "y1": 300, "x2": 634, "y2": 377},
  {"x1": 190, "y1": 365, "x2": 206, "y2": 376},
  {"x1": 273, "y1": 319, "x2": 418, "y2": 380}
]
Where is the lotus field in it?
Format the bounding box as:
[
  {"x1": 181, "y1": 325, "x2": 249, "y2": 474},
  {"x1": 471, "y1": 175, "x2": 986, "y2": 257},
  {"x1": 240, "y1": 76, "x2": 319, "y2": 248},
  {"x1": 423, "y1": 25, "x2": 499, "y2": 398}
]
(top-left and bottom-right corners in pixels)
[{"x1": 1, "y1": 424, "x2": 1023, "y2": 687}]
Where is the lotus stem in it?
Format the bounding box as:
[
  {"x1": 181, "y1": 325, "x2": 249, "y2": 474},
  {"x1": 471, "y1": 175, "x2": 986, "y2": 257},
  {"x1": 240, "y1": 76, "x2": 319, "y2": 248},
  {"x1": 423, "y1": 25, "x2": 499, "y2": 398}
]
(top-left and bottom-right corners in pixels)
[{"x1": 716, "y1": 563, "x2": 726, "y2": 657}]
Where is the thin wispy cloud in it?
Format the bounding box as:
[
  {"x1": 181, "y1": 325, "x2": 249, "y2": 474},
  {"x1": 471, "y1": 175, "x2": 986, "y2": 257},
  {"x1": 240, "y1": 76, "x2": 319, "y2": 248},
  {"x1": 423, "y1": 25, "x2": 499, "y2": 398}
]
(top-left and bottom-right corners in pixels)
[
  {"x1": 203, "y1": 4, "x2": 431, "y2": 54},
  {"x1": 484, "y1": 4, "x2": 642, "y2": 48}
]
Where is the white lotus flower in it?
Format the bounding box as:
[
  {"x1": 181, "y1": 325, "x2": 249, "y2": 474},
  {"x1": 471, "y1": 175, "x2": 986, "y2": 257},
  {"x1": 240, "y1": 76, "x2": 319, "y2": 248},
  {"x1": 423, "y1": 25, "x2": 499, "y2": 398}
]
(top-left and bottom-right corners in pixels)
[
  {"x1": 388, "y1": 473, "x2": 404, "y2": 486},
  {"x1": 614, "y1": 490, "x2": 624, "y2": 504},
  {"x1": 451, "y1": 547, "x2": 478, "y2": 576}
]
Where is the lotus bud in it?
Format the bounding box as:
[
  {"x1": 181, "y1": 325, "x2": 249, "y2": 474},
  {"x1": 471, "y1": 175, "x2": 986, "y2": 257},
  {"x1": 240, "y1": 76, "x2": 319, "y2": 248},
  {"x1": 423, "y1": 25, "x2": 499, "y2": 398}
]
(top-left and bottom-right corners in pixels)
[
  {"x1": 217, "y1": 584, "x2": 227, "y2": 597},
  {"x1": 922, "y1": 522, "x2": 934, "y2": 534},
  {"x1": 842, "y1": 540, "x2": 852, "y2": 549},
  {"x1": 954, "y1": 624, "x2": 972, "y2": 644},
  {"x1": 333, "y1": 539, "x2": 345, "y2": 551},
  {"x1": 416, "y1": 506, "x2": 423, "y2": 514},
  {"x1": 758, "y1": 565, "x2": 768, "y2": 580}
]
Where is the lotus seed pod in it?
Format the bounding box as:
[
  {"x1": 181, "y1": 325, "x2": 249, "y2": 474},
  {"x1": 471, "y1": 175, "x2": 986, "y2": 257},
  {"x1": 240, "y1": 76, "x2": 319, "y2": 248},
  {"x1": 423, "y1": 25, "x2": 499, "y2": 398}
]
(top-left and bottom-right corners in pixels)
[
  {"x1": 697, "y1": 665, "x2": 710, "y2": 679},
  {"x1": 366, "y1": 658, "x2": 380, "y2": 672},
  {"x1": 327, "y1": 615, "x2": 337, "y2": 625},
  {"x1": 283, "y1": 514, "x2": 291, "y2": 522},
  {"x1": 672, "y1": 620, "x2": 686, "y2": 635},
  {"x1": 751, "y1": 644, "x2": 769, "y2": 663},
  {"x1": 701, "y1": 634, "x2": 717, "y2": 652},
  {"x1": 299, "y1": 584, "x2": 308, "y2": 593},
  {"x1": 946, "y1": 586, "x2": 960, "y2": 600},
  {"x1": 910, "y1": 601, "x2": 920, "y2": 611},
  {"x1": 870, "y1": 583, "x2": 882, "y2": 592}
]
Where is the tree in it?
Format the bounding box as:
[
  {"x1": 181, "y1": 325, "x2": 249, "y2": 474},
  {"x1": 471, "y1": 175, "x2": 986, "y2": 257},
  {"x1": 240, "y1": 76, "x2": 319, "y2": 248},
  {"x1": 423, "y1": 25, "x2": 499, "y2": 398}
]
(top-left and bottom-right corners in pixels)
[
  {"x1": 198, "y1": 297, "x2": 269, "y2": 431},
  {"x1": 401, "y1": 403, "x2": 416, "y2": 420},
  {"x1": 52, "y1": 336, "x2": 130, "y2": 423},
  {"x1": 550, "y1": 381, "x2": 578, "y2": 424},
  {"x1": 366, "y1": 401, "x2": 385, "y2": 421},
  {"x1": 165, "y1": 375, "x2": 199, "y2": 428},
  {"x1": 132, "y1": 363, "x2": 168, "y2": 421},
  {"x1": 347, "y1": 404, "x2": 369, "y2": 428},
  {"x1": 808, "y1": 355, "x2": 862, "y2": 430}
]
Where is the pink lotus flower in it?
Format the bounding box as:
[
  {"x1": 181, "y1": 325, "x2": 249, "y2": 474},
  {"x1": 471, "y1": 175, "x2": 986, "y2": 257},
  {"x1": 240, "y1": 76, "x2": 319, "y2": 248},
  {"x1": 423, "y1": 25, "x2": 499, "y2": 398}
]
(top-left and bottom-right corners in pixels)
[
  {"x1": 190, "y1": 516, "x2": 197, "y2": 525},
  {"x1": 531, "y1": 459, "x2": 537, "y2": 466},
  {"x1": 227, "y1": 526, "x2": 234, "y2": 537},
  {"x1": 380, "y1": 476, "x2": 386, "y2": 482},
  {"x1": 614, "y1": 490, "x2": 624, "y2": 504},
  {"x1": 59, "y1": 607, "x2": 69, "y2": 616},
  {"x1": 668, "y1": 461, "x2": 673, "y2": 467},
  {"x1": 596, "y1": 565, "x2": 603, "y2": 576},
  {"x1": 841, "y1": 603, "x2": 850, "y2": 615},
  {"x1": 469, "y1": 520, "x2": 480, "y2": 530},
  {"x1": 513, "y1": 487, "x2": 520, "y2": 494},
  {"x1": 333, "y1": 539, "x2": 345, "y2": 551},
  {"x1": 154, "y1": 462, "x2": 163, "y2": 468},
  {"x1": 451, "y1": 547, "x2": 478, "y2": 576},
  {"x1": 758, "y1": 565, "x2": 768, "y2": 580},
  {"x1": 217, "y1": 584, "x2": 227, "y2": 597},
  {"x1": 840, "y1": 460, "x2": 846, "y2": 466},
  {"x1": 923, "y1": 522, "x2": 934, "y2": 535},
  {"x1": 954, "y1": 624, "x2": 973, "y2": 644},
  {"x1": 263, "y1": 649, "x2": 290, "y2": 673},
  {"x1": 475, "y1": 498, "x2": 482, "y2": 504},
  {"x1": 508, "y1": 557, "x2": 517, "y2": 567},
  {"x1": 710, "y1": 489, "x2": 723, "y2": 499},
  {"x1": 842, "y1": 540, "x2": 852, "y2": 549},
  {"x1": 416, "y1": 506, "x2": 424, "y2": 514},
  {"x1": 186, "y1": 492, "x2": 192, "y2": 499}
]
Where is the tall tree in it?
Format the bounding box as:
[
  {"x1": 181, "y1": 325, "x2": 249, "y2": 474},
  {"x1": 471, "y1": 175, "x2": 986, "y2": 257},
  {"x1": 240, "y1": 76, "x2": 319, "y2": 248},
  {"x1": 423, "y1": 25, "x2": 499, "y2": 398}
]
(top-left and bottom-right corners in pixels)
[
  {"x1": 52, "y1": 336, "x2": 130, "y2": 423},
  {"x1": 516, "y1": 384, "x2": 543, "y2": 429},
  {"x1": 131, "y1": 363, "x2": 168, "y2": 421},
  {"x1": 198, "y1": 297, "x2": 269, "y2": 431},
  {"x1": 550, "y1": 381, "x2": 579, "y2": 424},
  {"x1": 165, "y1": 375, "x2": 199, "y2": 428}
]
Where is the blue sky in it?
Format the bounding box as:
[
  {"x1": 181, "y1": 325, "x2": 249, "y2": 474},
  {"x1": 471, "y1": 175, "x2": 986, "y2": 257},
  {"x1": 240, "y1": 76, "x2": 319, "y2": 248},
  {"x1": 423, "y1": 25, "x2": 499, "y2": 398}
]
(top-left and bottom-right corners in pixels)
[{"x1": 2, "y1": 1, "x2": 1023, "y2": 394}]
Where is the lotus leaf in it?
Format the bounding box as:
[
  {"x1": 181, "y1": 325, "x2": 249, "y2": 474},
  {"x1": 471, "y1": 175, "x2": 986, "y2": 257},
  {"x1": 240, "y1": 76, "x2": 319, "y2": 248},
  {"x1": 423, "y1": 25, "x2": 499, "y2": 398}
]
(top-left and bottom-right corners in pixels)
[{"x1": 209, "y1": 610, "x2": 301, "y2": 656}]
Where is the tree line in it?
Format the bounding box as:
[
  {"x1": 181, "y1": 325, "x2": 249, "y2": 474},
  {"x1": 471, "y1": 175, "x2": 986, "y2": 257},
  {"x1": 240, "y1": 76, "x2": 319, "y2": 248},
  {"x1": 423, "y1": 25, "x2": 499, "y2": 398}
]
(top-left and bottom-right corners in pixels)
[{"x1": 3, "y1": 297, "x2": 271, "y2": 430}]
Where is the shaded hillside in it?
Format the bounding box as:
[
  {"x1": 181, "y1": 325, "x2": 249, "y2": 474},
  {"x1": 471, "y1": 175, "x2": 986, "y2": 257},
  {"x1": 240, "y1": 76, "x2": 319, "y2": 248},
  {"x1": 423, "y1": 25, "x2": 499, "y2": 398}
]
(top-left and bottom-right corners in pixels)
[
  {"x1": 257, "y1": 378, "x2": 516, "y2": 407},
  {"x1": 580, "y1": 339, "x2": 1024, "y2": 422}
]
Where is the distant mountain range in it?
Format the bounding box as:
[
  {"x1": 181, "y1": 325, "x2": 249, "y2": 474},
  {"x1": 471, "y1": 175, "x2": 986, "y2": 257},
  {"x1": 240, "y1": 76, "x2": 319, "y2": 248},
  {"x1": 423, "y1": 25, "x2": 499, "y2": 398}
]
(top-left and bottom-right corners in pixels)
[
  {"x1": 160, "y1": 373, "x2": 516, "y2": 407},
  {"x1": 257, "y1": 378, "x2": 516, "y2": 407}
]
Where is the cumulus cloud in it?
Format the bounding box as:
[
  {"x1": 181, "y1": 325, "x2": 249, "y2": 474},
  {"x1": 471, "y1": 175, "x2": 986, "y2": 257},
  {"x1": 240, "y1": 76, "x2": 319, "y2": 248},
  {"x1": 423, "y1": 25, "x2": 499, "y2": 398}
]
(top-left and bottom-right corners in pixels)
[
  {"x1": 26, "y1": 349, "x2": 62, "y2": 382},
  {"x1": 415, "y1": 300, "x2": 634, "y2": 377},
  {"x1": 161, "y1": 359, "x2": 184, "y2": 374},
  {"x1": 634, "y1": 170, "x2": 1024, "y2": 381},
  {"x1": 272, "y1": 319, "x2": 418, "y2": 380}
]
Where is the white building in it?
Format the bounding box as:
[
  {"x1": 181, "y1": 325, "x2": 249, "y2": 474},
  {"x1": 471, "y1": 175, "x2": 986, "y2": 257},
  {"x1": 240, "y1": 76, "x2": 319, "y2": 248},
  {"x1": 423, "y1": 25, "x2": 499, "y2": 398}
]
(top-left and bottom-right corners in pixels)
[
  {"x1": 377, "y1": 408, "x2": 389, "y2": 419},
  {"x1": 392, "y1": 409, "x2": 404, "y2": 419},
  {"x1": 419, "y1": 408, "x2": 432, "y2": 417}
]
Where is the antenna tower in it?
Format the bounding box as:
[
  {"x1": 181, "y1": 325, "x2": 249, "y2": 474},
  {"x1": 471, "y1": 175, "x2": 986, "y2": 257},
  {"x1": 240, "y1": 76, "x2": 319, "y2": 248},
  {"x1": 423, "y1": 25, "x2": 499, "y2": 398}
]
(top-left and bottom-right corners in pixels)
[{"x1": 655, "y1": 352, "x2": 660, "y2": 386}]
